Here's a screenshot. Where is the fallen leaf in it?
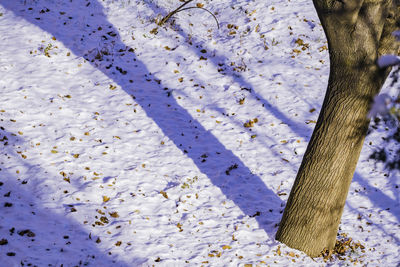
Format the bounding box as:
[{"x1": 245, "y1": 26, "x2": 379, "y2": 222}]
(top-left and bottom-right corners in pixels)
[
  {"x1": 109, "y1": 212, "x2": 119, "y2": 218},
  {"x1": 160, "y1": 191, "x2": 168, "y2": 199}
]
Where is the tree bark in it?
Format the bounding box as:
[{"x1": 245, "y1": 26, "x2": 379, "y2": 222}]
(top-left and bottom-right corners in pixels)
[{"x1": 276, "y1": 0, "x2": 400, "y2": 257}]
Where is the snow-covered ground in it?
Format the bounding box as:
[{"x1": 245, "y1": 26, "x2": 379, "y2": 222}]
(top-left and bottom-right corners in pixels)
[{"x1": 0, "y1": 0, "x2": 399, "y2": 266}]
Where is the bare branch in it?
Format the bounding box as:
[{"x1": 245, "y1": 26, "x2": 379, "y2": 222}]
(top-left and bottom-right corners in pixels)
[
  {"x1": 158, "y1": 0, "x2": 194, "y2": 26},
  {"x1": 158, "y1": 0, "x2": 219, "y2": 30}
]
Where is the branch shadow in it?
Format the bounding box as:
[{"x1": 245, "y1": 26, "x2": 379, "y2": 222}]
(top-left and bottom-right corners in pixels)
[
  {"x1": 345, "y1": 201, "x2": 400, "y2": 245},
  {"x1": 143, "y1": 1, "x2": 322, "y2": 183},
  {"x1": 353, "y1": 172, "x2": 400, "y2": 223},
  {"x1": 142, "y1": 1, "x2": 314, "y2": 179},
  {"x1": 144, "y1": 1, "x2": 312, "y2": 138},
  {"x1": 1, "y1": 0, "x2": 282, "y2": 240},
  {"x1": 0, "y1": 129, "x2": 133, "y2": 266}
]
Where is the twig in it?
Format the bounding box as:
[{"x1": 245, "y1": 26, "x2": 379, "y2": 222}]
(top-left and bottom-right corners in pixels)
[
  {"x1": 158, "y1": 0, "x2": 194, "y2": 26},
  {"x1": 158, "y1": 0, "x2": 220, "y2": 29}
]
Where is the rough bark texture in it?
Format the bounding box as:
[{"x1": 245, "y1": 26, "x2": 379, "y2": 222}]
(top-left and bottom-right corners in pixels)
[{"x1": 276, "y1": 0, "x2": 400, "y2": 257}]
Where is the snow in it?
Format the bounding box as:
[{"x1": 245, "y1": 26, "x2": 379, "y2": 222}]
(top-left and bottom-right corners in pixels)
[
  {"x1": 393, "y1": 30, "x2": 400, "y2": 41},
  {"x1": 368, "y1": 93, "x2": 392, "y2": 118},
  {"x1": 377, "y1": 54, "x2": 400, "y2": 68},
  {"x1": 0, "y1": 0, "x2": 399, "y2": 266}
]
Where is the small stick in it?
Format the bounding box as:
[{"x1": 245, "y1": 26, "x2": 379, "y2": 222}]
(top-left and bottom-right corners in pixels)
[
  {"x1": 158, "y1": 0, "x2": 194, "y2": 26},
  {"x1": 159, "y1": 0, "x2": 220, "y2": 29}
]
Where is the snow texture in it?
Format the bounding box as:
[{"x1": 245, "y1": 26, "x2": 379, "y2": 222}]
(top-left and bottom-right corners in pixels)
[{"x1": 0, "y1": 0, "x2": 399, "y2": 266}]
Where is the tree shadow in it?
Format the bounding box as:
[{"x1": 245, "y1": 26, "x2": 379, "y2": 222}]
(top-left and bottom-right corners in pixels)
[
  {"x1": 1, "y1": 0, "x2": 282, "y2": 240},
  {"x1": 0, "y1": 129, "x2": 133, "y2": 266}
]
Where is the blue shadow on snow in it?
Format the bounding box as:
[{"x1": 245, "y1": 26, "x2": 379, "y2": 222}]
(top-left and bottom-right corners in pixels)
[
  {"x1": 1, "y1": 0, "x2": 282, "y2": 241},
  {"x1": 0, "y1": 130, "x2": 133, "y2": 266}
]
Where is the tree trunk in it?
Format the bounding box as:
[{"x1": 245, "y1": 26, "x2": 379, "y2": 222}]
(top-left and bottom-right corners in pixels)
[{"x1": 276, "y1": 0, "x2": 399, "y2": 257}]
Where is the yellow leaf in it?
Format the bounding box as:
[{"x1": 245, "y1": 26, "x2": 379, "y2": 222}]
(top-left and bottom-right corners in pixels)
[
  {"x1": 222, "y1": 245, "x2": 232, "y2": 250},
  {"x1": 51, "y1": 150, "x2": 58, "y2": 154},
  {"x1": 244, "y1": 121, "x2": 254, "y2": 128},
  {"x1": 276, "y1": 245, "x2": 281, "y2": 256},
  {"x1": 160, "y1": 191, "x2": 168, "y2": 199},
  {"x1": 318, "y1": 45, "x2": 328, "y2": 52},
  {"x1": 97, "y1": 209, "x2": 105, "y2": 215},
  {"x1": 109, "y1": 212, "x2": 119, "y2": 218},
  {"x1": 102, "y1": 196, "x2": 110, "y2": 202},
  {"x1": 150, "y1": 27, "x2": 158, "y2": 34},
  {"x1": 196, "y1": 3, "x2": 204, "y2": 8}
]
